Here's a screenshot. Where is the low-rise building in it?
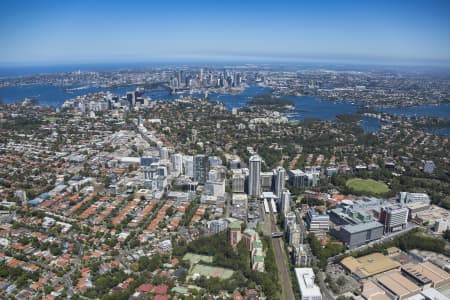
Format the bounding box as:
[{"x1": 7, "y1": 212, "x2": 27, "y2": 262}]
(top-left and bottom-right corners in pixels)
[
  {"x1": 305, "y1": 209, "x2": 329, "y2": 231},
  {"x1": 294, "y1": 268, "x2": 322, "y2": 300},
  {"x1": 401, "y1": 262, "x2": 450, "y2": 288},
  {"x1": 423, "y1": 160, "x2": 436, "y2": 174},
  {"x1": 375, "y1": 271, "x2": 420, "y2": 300},
  {"x1": 433, "y1": 219, "x2": 449, "y2": 233},
  {"x1": 333, "y1": 221, "x2": 384, "y2": 248},
  {"x1": 341, "y1": 253, "x2": 400, "y2": 279}
]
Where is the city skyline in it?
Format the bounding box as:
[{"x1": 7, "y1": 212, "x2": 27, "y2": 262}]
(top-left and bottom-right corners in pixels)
[{"x1": 1, "y1": 0, "x2": 450, "y2": 66}]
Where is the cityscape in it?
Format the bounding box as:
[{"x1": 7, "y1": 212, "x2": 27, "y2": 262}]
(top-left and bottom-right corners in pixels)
[{"x1": 0, "y1": 1, "x2": 450, "y2": 300}]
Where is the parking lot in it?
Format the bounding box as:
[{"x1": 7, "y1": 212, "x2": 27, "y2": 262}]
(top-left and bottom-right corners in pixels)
[{"x1": 326, "y1": 263, "x2": 360, "y2": 294}]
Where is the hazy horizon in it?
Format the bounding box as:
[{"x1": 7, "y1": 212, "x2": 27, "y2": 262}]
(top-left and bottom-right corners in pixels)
[{"x1": 1, "y1": 0, "x2": 450, "y2": 67}]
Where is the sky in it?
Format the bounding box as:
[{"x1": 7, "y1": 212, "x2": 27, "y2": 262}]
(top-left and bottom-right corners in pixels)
[{"x1": 1, "y1": 0, "x2": 450, "y2": 66}]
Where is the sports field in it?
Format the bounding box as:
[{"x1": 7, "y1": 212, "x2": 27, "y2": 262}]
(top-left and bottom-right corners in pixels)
[
  {"x1": 345, "y1": 178, "x2": 390, "y2": 195},
  {"x1": 191, "y1": 264, "x2": 234, "y2": 280}
]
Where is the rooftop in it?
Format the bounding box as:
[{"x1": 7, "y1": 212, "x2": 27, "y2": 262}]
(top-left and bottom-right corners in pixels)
[
  {"x1": 341, "y1": 253, "x2": 401, "y2": 278},
  {"x1": 362, "y1": 281, "x2": 391, "y2": 300},
  {"x1": 421, "y1": 288, "x2": 449, "y2": 300},
  {"x1": 403, "y1": 262, "x2": 450, "y2": 287},
  {"x1": 294, "y1": 268, "x2": 322, "y2": 298},
  {"x1": 342, "y1": 221, "x2": 384, "y2": 234},
  {"x1": 228, "y1": 222, "x2": 242, "y2": 230},
  {"x1": 376, "y1": 271, "x2": 420, "y2": 297}
]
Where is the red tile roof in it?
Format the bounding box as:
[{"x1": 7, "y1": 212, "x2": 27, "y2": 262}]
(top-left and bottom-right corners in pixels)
[{"x1": 153, "y1": 284, "x2": 169, "y2": 295}]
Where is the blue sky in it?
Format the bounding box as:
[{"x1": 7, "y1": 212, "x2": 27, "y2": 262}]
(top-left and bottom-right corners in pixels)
[{"x1": 1, "y1": 0, "x2": 450, "y2": 66}]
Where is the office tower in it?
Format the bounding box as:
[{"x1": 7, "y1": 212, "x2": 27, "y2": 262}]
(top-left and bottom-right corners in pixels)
[
  {"x1": 205, "y1": 180, "x2": 225, "y2": 197},
  {"x1": 288, "y1": 169, "x2": 309, "y2": 187},
  {"x1": 178, "y1": 70, "x2": 183, "y2": 87},
  {"x1": 193, "y1": 154, "x2": 208, "y2": 184},
  {"x1": 183, "y1": 155, "x2": 194, "y2": 178},
  {"x1": 249, "y1": 155, "x2": 261, "y2": 198},
  {"x1": 160, "y1": 147, "x2": 169, "y2": 160},
  {"x1": 126, "y1": 92, "x2": 135, "y2": 109},
  {"x1": 281, "y1": 190, "x2": 291, "y2": 214},
  {"x1": 208, "y1": 156, "x2": 222, "y2": 168},
  {"x1": 171, "y1": 77, "x2": 179, "y2": 88},
  {"x1": 171, "y1": 153, "x2": 183, "y2": 177},
  {"x1": 157, "y1": 166, "x2": 167, "y2": 177},
  {"x1": 379, "y1": 205, "x2": 409, "y2": 233},
  {"x1": 287, "y1": 223, "x2": 301, "y2": 246},
  {"x1": 284, "y1": 211, "x2": 297, "y2": 228},
  {"x1": 274, "y1": 166, "x2": 286, "y2": 200},
  {"x1": 260, "y1": 172, "x2": 273, "y2": 192},
  {"x1": 236, "y1": 73, "x2": 242, "y2": 86},
  {"x1": 208, "y1": 169, "x2": 219, "y2": 181},
  {"x1": 232, "y1": 173, "x2": 245, "y2": 193},
  {"x1": 144, "y1": 167, "x2": 152, "y2": 180}
]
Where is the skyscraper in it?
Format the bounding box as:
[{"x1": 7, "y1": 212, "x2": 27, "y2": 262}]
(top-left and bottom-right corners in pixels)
[
  {"x1": 232, "y1": 173, "x2": 245, "y2": 193},
  {"x1": 281, "y1": 190, "x2": 291, "y2": 214},
  {"x1": 193, "y1": 154, "x2": 208, "y2": 184},
  {"x1": 171, "y1": 153, "x2": 183, "y2": 177},
  {"x1": 249, "y1": 155, "x2": 261, "y2": 198},
  {"x1": 126, "y1": 91, "x2": 135, "y2": 110},
  {"x1": 274, "y1": 166, "x2": 286, "y2": 200},
  {"x1": 183, "y1": 155, "x2": 194, "y2": 178}
]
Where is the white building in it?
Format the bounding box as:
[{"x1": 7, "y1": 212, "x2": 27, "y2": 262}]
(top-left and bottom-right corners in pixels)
[
  {"x1": 293, "y1": 245, "x2": 312, "y2": 266},
  {"x1": 288, "y1": 169, "x2": 309, "y2": 187},
  {"x1": 205, "y1": 179, "x2": 225, "y2": 198},
  {"x1": 295, "y1": 268, "x2": 322, "y2": 300},
  {"x1": 281, "y1": 190, "x2": 291, "y2": 215},
  {"x1": 159, "y1": 239, "x2": 172, "y2": 252},
  {"x1": 208, "y1": 219, "x2": 228, "y2": 234},
  {"x1": 287, "y1": 222, "x2": 301, "y2": 246},
  {"x1": 249, "y1": 155, "x2": 261, "y2": 198},
  {"x1": 171, "y1": 153, "x2": 183, "y2": 177},
  {"x1": 183, "y1": 155, "x2": 194, "y2": 178},
  {"x1": 260, "y1": 172, "x2": 273, "y2": 192},
  {"x1": 380, "y1": 204, "x2": 409, "y2": 233},
  {"x1": 274, "y1": 166, "x2": 286, "y2": 200},
  {"x1": 433, "y1": 219, "x2": 449, "y2": 233},
  {"x1": 160, "y1": 147, "x2": 169, "y2": 160},
  {"x1": 399, "y1": 192, "x2": 431, "y2": 205},
  {"x1": 423, "y1": 160, "x2": 436, "y2": 174}
]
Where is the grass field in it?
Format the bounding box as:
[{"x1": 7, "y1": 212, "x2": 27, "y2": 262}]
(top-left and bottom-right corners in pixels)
[
  {"x1": 183, "y1": 253, "x2": 213, "y2": 265},
  {"x1": 345, "y1": 178, "x2": 390, "y2": 195}
]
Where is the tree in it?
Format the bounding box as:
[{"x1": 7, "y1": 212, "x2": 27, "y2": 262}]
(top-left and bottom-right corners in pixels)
[
  {"x1": 336, "y1": 275, "x2": 346, "y2": 286},
  {"x1": 49, "y1": 243, "x2": 63, "y2": 256},
  {"x1": 444, "y1": 229, "x2": 450, "y2": 242}
]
